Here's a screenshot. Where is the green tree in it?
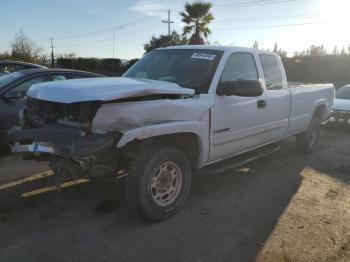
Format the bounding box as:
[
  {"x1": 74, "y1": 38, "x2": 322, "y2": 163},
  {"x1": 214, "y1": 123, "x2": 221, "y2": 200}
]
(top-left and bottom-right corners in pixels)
[
  {"x1": 277, "y1": 48, "x2": 287, "y2": 58},
  {"x1": 272, "y1": 42, "x2": 287, "y2": 57},
  {"x1": 340, "y1": 47, "x2": 347, "y2": 55},
  {"x1": 0, "y1": 51, "x2": 11, "y2": 60},
  {"x1": 252, "y1": 41, "x2": 259, "y2": 49},
  {"x1": 144, "y1": 31, "x2": 188, "y2": 53},
  {"x1": 57, "y1": 52, "x2": 77, "y2": 59},
  {"x1": 307, "y1": 45, "x2": 327, "y2": 56},
  {"x1": 180, "y1": 1, "x2": 214, "y2": 45},
  {"x1": 332, "y1": 46, "x2": 339, "y2": 56},
  {"x1": 273, "y1": 42, "x2": 278, "y2": 53},
  {"x1": 293, "y1": 51, "x2": 307, "y2": 57},
  {"x1": 10, "y1": 29, "x2": 42, "y2": 62}
]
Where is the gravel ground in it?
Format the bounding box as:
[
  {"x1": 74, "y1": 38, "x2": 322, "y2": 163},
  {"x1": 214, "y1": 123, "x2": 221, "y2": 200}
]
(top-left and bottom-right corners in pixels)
[{"x1": 0, "y1": 127, "x2": 349, "y2": 262}]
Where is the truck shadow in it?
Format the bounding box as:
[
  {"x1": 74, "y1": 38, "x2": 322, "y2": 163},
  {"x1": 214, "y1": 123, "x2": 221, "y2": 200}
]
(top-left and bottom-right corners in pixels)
[{"x1": 0, "y1": 128, "x2": 348, "y2": 262}]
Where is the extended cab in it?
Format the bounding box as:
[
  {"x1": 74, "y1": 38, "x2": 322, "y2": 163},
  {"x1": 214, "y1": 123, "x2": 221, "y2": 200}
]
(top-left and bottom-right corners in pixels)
[{"x1": 8, "y1": 46, "x2": 334, "y2": 221}]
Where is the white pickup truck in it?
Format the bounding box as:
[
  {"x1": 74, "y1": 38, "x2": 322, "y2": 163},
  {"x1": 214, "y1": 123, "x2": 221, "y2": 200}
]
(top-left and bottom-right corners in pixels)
[{"x1": 8, "y1": 46, "x2": 334, "y2": 221}]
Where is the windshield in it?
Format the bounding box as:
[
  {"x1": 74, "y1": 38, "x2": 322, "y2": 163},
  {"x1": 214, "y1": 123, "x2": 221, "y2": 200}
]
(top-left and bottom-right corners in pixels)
[
  {"x1": 0, "y1": 71, "x2": 25, "y2": 90},
  {"x1": 123, "y1": 49, "x2": 223, "y2": 93},
  {"x1": 336, "y1": 85, "x2": 350, "y2": 99}
]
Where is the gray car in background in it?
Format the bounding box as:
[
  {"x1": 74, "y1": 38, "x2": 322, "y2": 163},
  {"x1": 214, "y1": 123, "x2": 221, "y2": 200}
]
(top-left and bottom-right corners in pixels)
[
  {"x1": 329, "y1": 84, "x2": 350, "y2": 125},
  {"x1": 0, "y1": 60, "x2": 47, "y2": 76},
  {"x1": 0, "y1": 68, "x2": 103, "y2": 147}
]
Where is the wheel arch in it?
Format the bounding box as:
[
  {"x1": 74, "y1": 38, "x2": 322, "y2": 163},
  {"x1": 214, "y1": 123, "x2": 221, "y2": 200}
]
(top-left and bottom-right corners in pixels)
[
  {"x1": 309, "y1": 99, "x2": 331, "y2": 125},
  {"x1": 117, "y1": 121, "x2": 209, "y2": 168}
]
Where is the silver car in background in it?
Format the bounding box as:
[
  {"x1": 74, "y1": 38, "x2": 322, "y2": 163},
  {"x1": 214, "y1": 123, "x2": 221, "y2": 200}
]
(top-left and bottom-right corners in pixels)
[{"x1": 329, "y1": 84, "x2": 350, "y2": 125}]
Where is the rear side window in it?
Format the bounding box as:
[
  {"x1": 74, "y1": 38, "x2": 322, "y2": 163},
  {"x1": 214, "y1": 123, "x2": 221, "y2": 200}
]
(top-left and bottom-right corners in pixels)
[
  {"x1": 66, "y1": 73, "x2": 94, "y2": 79},
  {"x1": 220, "y1": 53, "x2": 258, "y2": 82},
  {"x1": 8, "y1": 74, "x2": 67, "y2": 98},
  {"x1": 15, "y1": 65, "x2": 28, "y2": 71},
  {"x1": 0, "y1": 64, "x2": 16, "y2": 74},
  {"x1": 259, "y1": 54, "x2": 283, "y2": 90}
]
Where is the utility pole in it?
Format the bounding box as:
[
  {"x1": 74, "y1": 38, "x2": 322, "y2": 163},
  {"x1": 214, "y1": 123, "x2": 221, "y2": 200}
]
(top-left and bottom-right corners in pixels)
[
  {"x1": 112, "y1": 27, "x2": 116, "y2": 73},
  {"x1": 50, "y1": 37, "x2": 55, "y2": 67},
  {"x1": 162, "y1": 9, "x2": 174, "y2": 43}
]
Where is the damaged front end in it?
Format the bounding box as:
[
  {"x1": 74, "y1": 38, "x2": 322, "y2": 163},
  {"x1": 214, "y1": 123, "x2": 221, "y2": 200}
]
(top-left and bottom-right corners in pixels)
[{"x1": 8, "y1": 98, "x2": 123, "y2": 186}]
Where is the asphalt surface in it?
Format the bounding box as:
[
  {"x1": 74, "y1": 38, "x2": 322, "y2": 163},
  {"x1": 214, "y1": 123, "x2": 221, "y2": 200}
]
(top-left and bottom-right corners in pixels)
[{"x1": 0, "y1": 127, "x2": 349, "y2": 262}]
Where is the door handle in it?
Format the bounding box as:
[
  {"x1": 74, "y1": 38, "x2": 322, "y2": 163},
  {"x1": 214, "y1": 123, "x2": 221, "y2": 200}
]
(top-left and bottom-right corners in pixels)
[{"x1": 257, "y1": 100, "x2": 266, "y2": 108}]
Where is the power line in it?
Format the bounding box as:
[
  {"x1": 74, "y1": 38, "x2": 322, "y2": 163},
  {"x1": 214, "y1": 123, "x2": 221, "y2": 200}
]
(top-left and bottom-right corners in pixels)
[
  {"x1": 54, "y1": 16, "x2": 153, "y2": 40},
  {"x1": 55, "y1": 35, "x2": 114, "y2": 48},
  {"x1": 216, "y1": 20, "x2": 330, "y2": 31},
  {"x1": 216, "y1": 0, "x2": 296, "y2": 8},
  {"x1": 54, "y1": 22, "x2": 160, "y2": 49},
  {"x1": 213, "y1": 12, "x2": 321, "y2": 23},
  {"x1": 55, "y1": 33, "x2": 153, "y2": 54}
]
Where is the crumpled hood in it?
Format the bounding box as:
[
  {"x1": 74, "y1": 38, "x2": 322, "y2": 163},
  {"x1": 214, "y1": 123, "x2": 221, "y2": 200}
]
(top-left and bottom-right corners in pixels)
[
  {"x1": 333, "y1": 99, "x2": 350, "y2": 111},
  {"x1": 26, "y1": 77, "x2": 195, "y2": 103},
  {"x1": 92, "y1": 94, "x2": 214, "y2": 133}
]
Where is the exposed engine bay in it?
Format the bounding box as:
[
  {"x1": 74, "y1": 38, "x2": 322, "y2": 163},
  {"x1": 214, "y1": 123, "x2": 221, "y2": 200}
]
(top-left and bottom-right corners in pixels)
[{"x1": 8, "y1": 98, "x2": 123, "y2": 185}]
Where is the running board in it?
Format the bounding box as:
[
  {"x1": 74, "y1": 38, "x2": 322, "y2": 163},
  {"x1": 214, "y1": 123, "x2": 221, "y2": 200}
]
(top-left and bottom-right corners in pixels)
[{"x1": 198, "y1": 144, "x2": 280, "y2": 175}]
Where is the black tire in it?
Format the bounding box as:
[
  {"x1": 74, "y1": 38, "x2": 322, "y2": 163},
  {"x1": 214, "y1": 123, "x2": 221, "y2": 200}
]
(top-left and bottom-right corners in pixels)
[
  {"x1": 125, "y1": 145, "x2": 192, "y2": 221},
  {"x1": 296, "y1": 116, "x2": 321, "y2": 154}
]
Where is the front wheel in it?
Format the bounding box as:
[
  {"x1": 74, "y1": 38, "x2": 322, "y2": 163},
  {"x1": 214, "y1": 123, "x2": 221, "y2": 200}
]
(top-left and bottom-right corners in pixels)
[
  {"x1": 296, "y1": 116, "x2": 321, "y2": 154},
  {"x1": 125, "y1": 145, "x2": 192, "y2": 221}
]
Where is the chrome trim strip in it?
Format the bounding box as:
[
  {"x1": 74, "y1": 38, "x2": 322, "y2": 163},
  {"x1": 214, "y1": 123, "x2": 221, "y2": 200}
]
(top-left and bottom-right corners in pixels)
[{"x1": 11, "y1": 142, "x2": 55, "y2": 154}]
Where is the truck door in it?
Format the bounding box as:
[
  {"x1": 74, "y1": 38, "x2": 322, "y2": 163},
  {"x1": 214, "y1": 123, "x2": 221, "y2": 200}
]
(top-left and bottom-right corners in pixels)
[
  {"x1": 209, "y1": 52, "x2": 266, "y2": 162},
  {"x1": 258, "y1": 54, "x2": 291, "y2": 143}
]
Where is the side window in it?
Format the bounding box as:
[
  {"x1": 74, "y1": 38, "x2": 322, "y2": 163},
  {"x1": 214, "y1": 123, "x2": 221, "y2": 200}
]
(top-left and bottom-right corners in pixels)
[
  {"x1": 0, "y1": 65, "x2": 6, "y2": 73},
  {"x1": 66, "y1": 73, "x2": 92, "y2": 79},
  {"x1": 220, "y1": 53, "x2": 258, "y2": 82},
  {"x1": 15, "y1": 65, "x2": 28, "y2": 71},
  {"x1": 7, "y1": 74, "x2": 67, "y2": 98},
  {"x1": 51, "y1": 74, "x2": 67, "y2": 81},
  {"x1": 2, "y1": 64, "x2": 17, "y2": 74},
  {"x1": 259, "y1": 54, "x2": 283, "y2": 90}
]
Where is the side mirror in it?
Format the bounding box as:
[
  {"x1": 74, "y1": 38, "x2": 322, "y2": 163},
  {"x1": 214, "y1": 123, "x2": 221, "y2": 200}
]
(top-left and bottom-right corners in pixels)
[
  {"x1": 2, "y1": 91, "x2": 21, "y2": 100},
  {"x1": 217, "y1": 80, "x2": 263, "y2": 97}
]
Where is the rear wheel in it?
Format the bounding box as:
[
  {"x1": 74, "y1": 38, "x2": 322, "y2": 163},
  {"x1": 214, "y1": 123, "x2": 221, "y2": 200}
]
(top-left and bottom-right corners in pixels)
[
  {"x1": 125, "y1": 145, "x2": 192, "y2": 221},
  {"x1": 296, "y1": 116, "x2": 321, "y2": 154}
]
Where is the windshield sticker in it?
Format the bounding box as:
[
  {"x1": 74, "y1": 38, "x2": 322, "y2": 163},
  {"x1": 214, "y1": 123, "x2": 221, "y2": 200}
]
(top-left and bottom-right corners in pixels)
[{"x1": 191, "y1": 53, "x2": 216, "y2": 60}]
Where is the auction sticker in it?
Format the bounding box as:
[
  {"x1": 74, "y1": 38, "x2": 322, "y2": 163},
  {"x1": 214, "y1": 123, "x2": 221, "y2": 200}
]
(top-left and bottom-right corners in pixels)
[{"x1": 191, "y1": 53, "x2": 216, "y2": 60}]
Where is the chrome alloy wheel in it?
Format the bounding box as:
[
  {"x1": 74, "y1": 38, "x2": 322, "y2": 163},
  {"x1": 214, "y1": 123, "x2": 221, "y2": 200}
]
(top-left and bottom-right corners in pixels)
[{"x1": 149, "y1": 161, "x2": 183, "y2": 206}]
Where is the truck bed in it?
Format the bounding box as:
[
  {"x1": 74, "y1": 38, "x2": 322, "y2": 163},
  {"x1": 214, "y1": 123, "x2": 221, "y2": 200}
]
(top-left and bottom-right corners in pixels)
[{"x1": 286, "y1": 83, "x2": 334, "y2": 135}]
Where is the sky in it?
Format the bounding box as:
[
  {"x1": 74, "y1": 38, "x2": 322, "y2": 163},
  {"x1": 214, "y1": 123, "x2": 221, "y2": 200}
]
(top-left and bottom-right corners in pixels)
[{"x1": 0, "y1": 0, "x2": 349, "y2": 59}]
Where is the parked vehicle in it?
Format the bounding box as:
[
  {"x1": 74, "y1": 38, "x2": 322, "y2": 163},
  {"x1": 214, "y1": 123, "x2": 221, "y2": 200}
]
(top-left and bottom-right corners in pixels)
[
  {"x1": 0, "y1": 61, "x2": 46, "y2": 76},
  {"x1": 0, "y1": 68, "x2": 103, "y2": 146},
  {"x1": 329, "y1": 84, "x2": 350, "y2": 125},
  {"x1": 8, "y1": 46, "x2": 334, "y2": 221}
]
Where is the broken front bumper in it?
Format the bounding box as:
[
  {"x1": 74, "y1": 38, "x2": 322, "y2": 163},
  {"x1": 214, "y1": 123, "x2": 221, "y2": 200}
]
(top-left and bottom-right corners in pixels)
[
  {"x1": 7, "y1": 124, "x2": 122, "y2": 160},
  {"x1": 12, "y1": 141, "x2": 55, "y2": 154}
]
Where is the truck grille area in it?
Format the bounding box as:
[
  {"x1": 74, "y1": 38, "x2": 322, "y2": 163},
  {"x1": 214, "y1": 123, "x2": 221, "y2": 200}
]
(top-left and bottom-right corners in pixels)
[
  {"x1": 25, "y1": 98, "x2": 101, "y2": 129},
  {"x1": 7, "y1": 124, "x2": 81, "y2": 145},
  {"x1": 329, "y1": 110, "x2": 350, "y2": 125}
]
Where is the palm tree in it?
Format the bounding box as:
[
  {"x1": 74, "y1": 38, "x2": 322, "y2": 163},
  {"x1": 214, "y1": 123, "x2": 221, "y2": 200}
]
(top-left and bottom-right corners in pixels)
[{"x1": 180, "y1": 1, "x2": 214, "y2": 45}]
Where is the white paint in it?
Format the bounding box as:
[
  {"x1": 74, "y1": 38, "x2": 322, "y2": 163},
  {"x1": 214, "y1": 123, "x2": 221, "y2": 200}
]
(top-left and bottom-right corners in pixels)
[
  {"x1": 92, "y1": 95, "x2": 214, "y2": 133},
  {"x1": 111, "y1": 46, "x2": 334, "y2": 166},
  {"x1": 19, "y1": 45, "x2": 335, "y2": 168},
  {"x1": 26, "y1": 77, "x2": 194, "y2": 103}
]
